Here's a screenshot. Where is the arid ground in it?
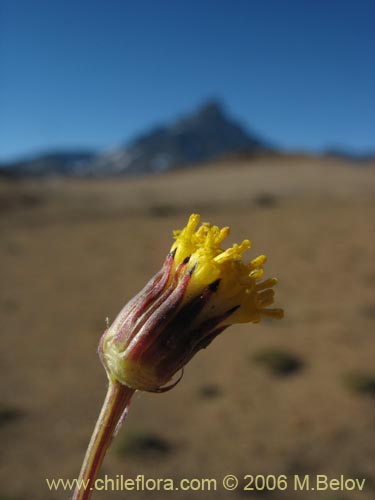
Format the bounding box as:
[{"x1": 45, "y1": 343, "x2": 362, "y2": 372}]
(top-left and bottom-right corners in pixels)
[{"x1": 0, "y1": 154, "x2": 374, "y2": 500}]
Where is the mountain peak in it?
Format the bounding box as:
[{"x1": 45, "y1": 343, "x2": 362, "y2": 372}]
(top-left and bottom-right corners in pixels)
[
  {"x1": 1, "y1": 100, "x2": 269, "y2": 177},
  {"x1": 110, "y1": 99, "x2": 267, "y2": 173},
  {"x1": 195, "y1": 100, "x2": 224, "y2": 119}
]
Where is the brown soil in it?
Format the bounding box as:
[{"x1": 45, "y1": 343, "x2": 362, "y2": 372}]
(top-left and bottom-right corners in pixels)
[{"x1": 0, "y1": 155, "x2": 374, "y2": 499}]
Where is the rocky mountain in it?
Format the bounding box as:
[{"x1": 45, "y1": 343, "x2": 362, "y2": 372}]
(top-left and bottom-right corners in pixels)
[
  {"x1": 1, "y1": 101, "x2": 269, "y2": 177},
  {"x1": 88, "y1": 101, "x2": 268, "y2": 175}
]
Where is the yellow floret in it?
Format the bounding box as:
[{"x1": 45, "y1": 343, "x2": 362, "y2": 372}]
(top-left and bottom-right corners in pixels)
[{"x1": 170, "y1": 214, "x2": 283, "y2": 322}]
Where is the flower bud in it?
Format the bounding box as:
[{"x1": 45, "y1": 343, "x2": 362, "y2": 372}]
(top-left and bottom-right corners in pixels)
[{"x1": 99, "y1": 214, "x2": 283, "y2": 392}]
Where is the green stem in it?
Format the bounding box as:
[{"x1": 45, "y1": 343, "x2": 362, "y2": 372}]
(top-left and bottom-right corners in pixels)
[{"x1": 72, "y1": 380, "x2": 135, "y2": 500}]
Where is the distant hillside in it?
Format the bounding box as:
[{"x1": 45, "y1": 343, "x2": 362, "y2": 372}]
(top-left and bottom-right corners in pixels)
[
  {"x1": 0, "y1": 101, "x2": 269, "y2": 178},
  {"x1": 0, "y1": 151, "x2": 96, "y2": 178}
]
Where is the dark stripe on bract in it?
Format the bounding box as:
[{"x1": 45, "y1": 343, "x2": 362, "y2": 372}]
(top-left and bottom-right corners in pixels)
[
  {"x1": 127, "y1": 271, "x2": 192, "y2": 360},
  {"x1": 194, "y1": 326, "x2": 227, "y2": 351},
  {"x1": 113, "y1": 252, "x2": 175, "y2": 345},
  {"x1": 188, "y1": 305, "x2": 240, "y2": 353},
  {"x1": 149, "y1": 281, "x2": 220, "y2": 356},
  {"x1": 123, "y1": 269, "x2": 181, "y2": 345},
  {"x1": 226, "y1": 305, "x2": 240, "y2": 316},
  {"x1": 157, "y1": 325, "x2": 228, "y2": 377},
  {"x1": 208, "y1": 279, "x2": 221, "y2": 292},
  {"x1": 169, "y1": 248, "x2": 177, "y2": 258},
  {"x1": 188, "y1": 263, "x2": 197, "y2": 275}
]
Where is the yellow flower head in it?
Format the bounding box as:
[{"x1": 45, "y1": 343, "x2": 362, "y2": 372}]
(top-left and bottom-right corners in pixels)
[{"x1": 99, "y1": 214, "x2": 283, "y2": 392}]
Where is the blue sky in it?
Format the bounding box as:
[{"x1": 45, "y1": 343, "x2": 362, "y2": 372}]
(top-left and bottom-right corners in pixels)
[{"x1": 1, "y1": 0, "x2": 374, "y2": 161}]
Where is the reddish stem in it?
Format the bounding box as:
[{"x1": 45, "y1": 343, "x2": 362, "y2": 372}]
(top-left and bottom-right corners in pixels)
[{"x1": 72, "y1": 380, "x2": 135, "y2": 500}]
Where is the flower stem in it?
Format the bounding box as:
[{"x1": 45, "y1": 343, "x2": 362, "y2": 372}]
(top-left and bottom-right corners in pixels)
[{"x1": 72, "y1": 380, "x2": 135, "y2": 500}]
